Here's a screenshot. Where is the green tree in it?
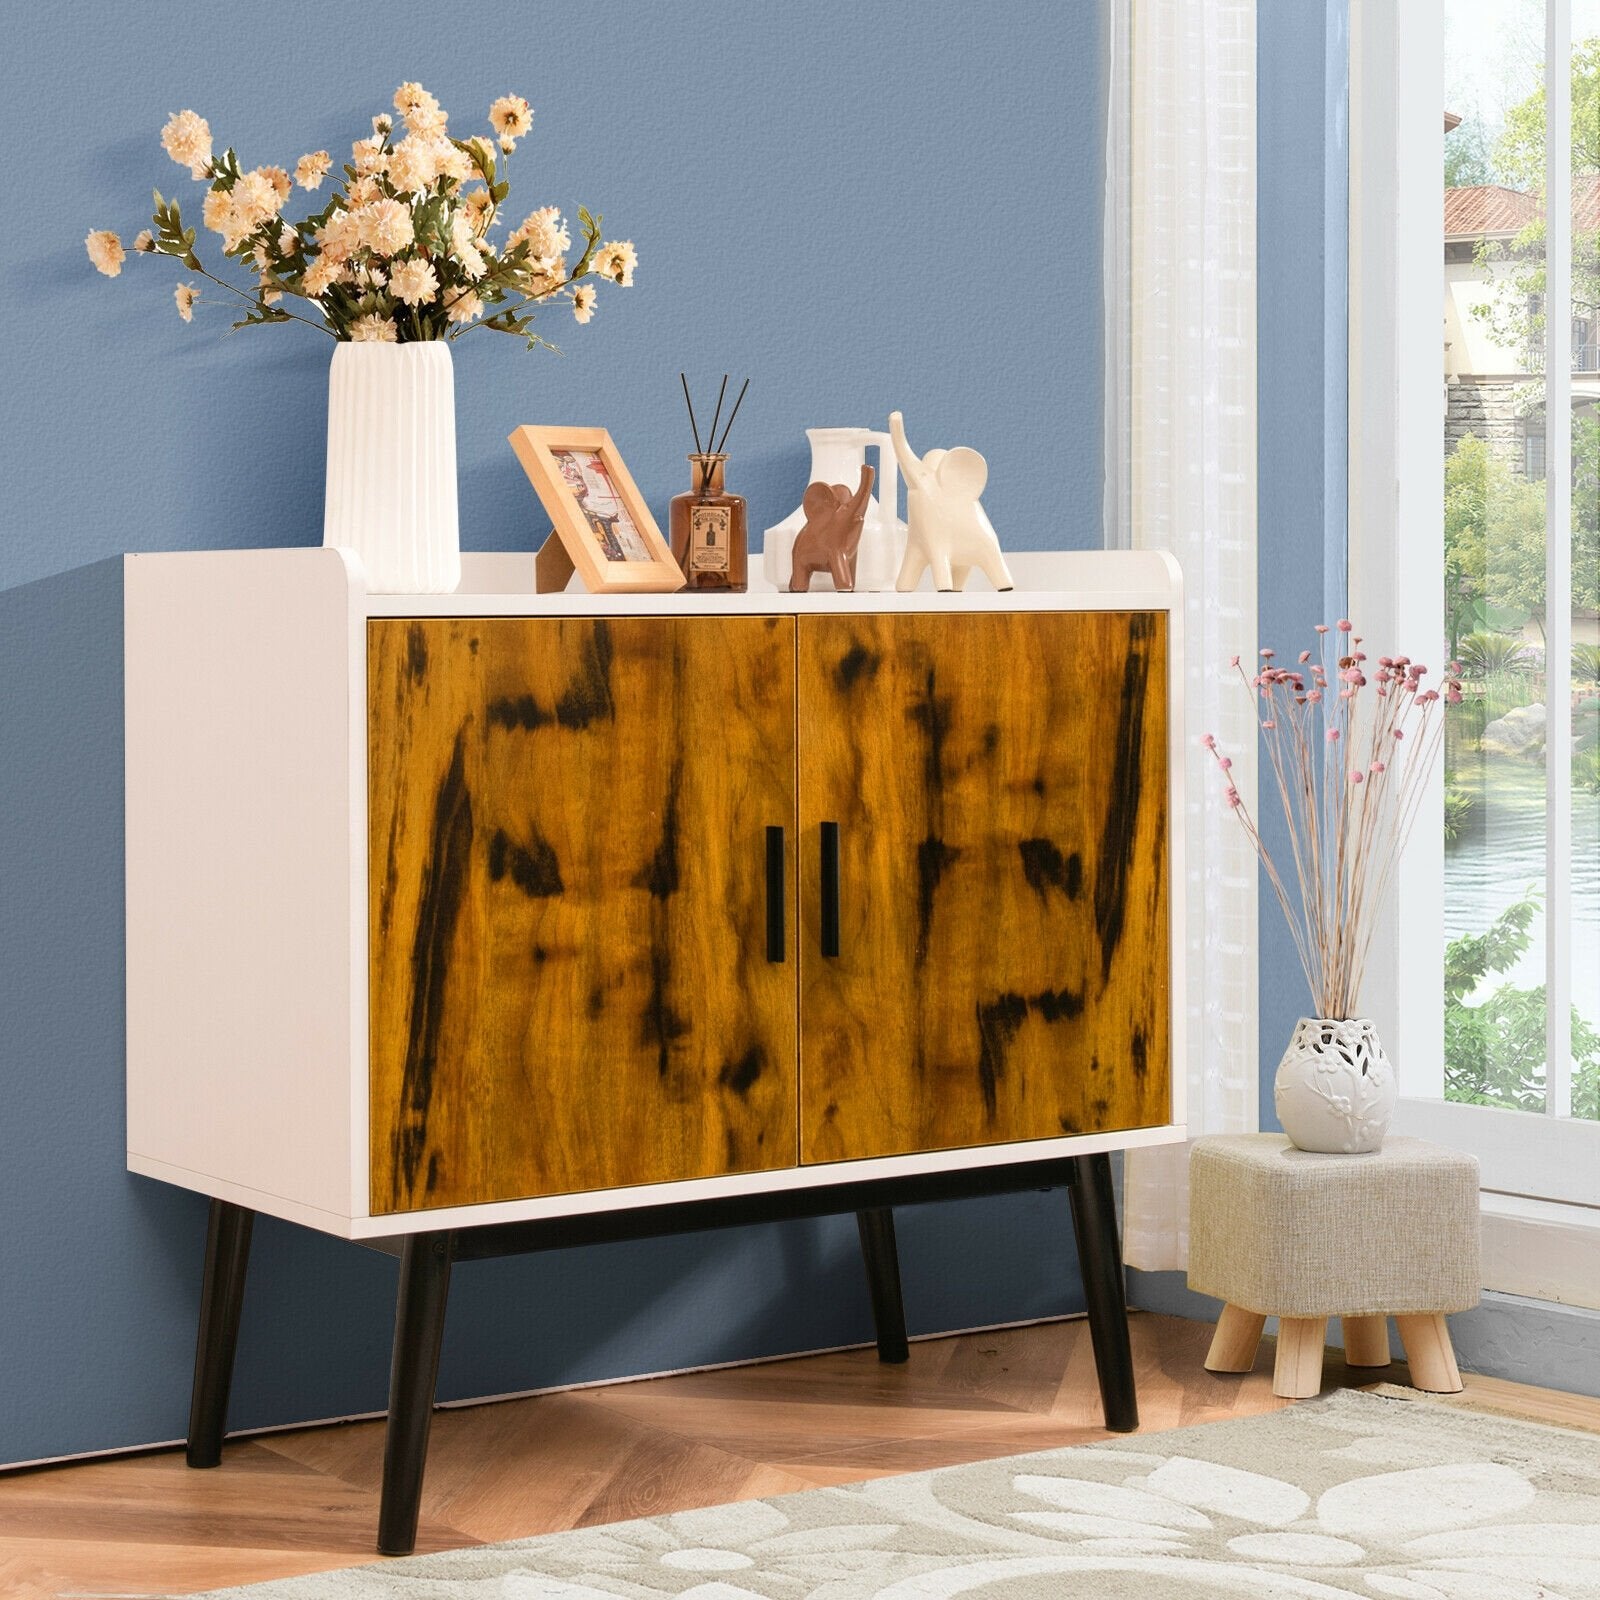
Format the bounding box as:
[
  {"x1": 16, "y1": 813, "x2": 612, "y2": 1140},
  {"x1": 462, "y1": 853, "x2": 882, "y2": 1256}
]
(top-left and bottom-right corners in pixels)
[
  {"x1": 1445, "y1": 893, "x2": 1600, "y2": 1118},
  {"x1": 1443, "y1": 432, "x2": 1547, "y2": 646},
  {"x1": 1444, "y1": 433, "x2": 1489, "y2": 655},
  {"x1": 1486, "y1": 458, "x2": 1550, "y2": 633},
  {"x1": 1459, "y1": 35, "x2": 1600, "y2": 632},
  {"x1": 1496, "y1": 39, "x2": 1600, "y2": 187},
  {"x1": 1575, "y1": 411, "x2": 1600, "y2": 589},
  {"x1": 1469, "y1": 39, "x2": 1600, "y2": 360},
  {"x1": 1444, "y1": 113, "x2": 1493, "y2": 188},
  {"x1": 1444, "y1": 423, "x2": 1600, "y2": 647}
]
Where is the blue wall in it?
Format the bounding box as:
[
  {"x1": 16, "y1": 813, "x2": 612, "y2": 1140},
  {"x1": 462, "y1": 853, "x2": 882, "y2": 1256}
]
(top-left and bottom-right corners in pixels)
[
  {"x1": 0, "y1": 0, "x2": 1107, "y2": 1463},
  {"x1": 3, "y1": 0, "x2": 1103, "y2": 595},
  {"x1": 1256, "y1": 0, "x2": 1350, "y2": 1117}
]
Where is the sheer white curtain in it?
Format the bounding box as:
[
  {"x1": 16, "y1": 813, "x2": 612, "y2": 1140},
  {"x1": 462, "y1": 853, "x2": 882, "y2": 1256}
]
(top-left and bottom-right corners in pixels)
[{"x1": 1107, "y1": 0, "x2": 1261, "y2": 1271}]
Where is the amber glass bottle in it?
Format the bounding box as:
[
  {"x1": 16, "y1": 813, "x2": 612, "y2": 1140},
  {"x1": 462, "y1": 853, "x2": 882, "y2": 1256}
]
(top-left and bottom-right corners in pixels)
[{"x1": 670, "y1": 453, "x2": 748, "y2": 592}]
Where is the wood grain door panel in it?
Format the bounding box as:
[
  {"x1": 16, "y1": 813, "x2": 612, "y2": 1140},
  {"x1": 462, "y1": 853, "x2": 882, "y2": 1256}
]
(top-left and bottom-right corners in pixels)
[
  {"x1": 797, "y1": 612, "x2": 1170, "y2": 1162},
  {"x1": 368, "y1": 616, "x2": 798, "y2": 1214}
]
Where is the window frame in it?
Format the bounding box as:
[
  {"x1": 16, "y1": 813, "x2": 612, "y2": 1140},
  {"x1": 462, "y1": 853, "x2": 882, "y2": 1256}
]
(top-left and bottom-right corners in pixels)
[{"x1": 1348, "y1": 0, "x2": 1600, "y2": 1231}]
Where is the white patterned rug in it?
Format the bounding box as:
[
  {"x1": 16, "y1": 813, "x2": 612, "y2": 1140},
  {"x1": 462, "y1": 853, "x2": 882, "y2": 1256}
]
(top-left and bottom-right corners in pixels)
[{"x1": 189, "y1": 1389, "x2": 1600, "y2": 1598}]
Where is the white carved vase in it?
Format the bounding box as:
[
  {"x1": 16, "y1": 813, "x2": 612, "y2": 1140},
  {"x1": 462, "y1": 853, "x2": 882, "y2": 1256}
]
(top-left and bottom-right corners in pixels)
[
  {"x1": 323, "y1": 341, "x2": 461, "y2": 595},
  {"x1": 1273, "y1": 1017, "x2": 1397, "y2": 1154}
]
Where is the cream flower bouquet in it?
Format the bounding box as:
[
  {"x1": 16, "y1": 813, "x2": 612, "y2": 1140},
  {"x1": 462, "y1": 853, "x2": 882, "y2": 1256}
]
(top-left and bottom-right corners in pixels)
[{"x1": 87, "y1": 83, "x2": 636, "y2": 343}]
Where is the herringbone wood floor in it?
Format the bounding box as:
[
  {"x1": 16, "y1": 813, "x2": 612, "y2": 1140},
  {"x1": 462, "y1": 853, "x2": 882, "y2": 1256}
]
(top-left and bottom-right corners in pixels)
[{"x1": 0, "y1": 1312, "x2": 1590, "y2": 1599}]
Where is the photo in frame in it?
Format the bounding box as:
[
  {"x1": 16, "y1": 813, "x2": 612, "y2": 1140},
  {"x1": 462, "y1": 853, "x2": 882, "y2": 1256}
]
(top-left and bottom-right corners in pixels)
[{"x1": 509, "y1": 425, "x2": 685, "y2": 593}]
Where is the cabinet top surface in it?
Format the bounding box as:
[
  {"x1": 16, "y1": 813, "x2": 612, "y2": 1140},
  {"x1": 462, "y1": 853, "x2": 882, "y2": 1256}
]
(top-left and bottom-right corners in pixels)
[
  {"x1": 377, "y1": 549, "x2": 1181, "y2": 617},
  {"x1": 125, "y1": 548, "x2": 1182, "y2": 619}
]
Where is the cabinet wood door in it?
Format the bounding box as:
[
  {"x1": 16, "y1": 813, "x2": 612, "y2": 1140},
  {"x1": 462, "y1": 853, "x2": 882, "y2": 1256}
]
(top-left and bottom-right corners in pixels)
[
  {"x1": 368, "y1": 616, "x2": 797, "y2": 1213},
  {"x1": 796, "y1": 612, "x2": 1171, "y2": 1162}
]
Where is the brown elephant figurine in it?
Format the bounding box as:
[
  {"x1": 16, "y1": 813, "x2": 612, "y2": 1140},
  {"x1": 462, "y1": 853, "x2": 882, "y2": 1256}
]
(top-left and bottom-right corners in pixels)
[{"x1": 788, "y1": 464, "x2": 875, "y2": 592}]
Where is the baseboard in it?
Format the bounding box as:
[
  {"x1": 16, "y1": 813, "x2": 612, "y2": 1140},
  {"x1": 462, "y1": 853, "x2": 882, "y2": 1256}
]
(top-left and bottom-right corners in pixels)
[
  {"x1": 0, "y1": 1310, "x2": 1086, "y2": 1475},
  {"x1": 1126, "y1": 1267, "x2": 1225, "y2": 1324},
  {"x1": 1128, "y1": 1268, "x2": 1600, "y2": 1398},
  {"x1": 433, "y1": 1308, "x2": 1087, "y2": 1411},
  {"x1": 1443, "y1": 1292, "x2": 1600, "y2": 1397}
]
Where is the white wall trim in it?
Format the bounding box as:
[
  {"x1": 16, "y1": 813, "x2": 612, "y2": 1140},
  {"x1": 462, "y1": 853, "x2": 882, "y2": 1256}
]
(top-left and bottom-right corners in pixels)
[
  {"x1": 1346, "y1": 0, "x2": 1445, "y2": 1095},
  {"x1": 1480, "y1": 1191, "x2": 1600, "y2": 1310},
  {"x1": 1393, "y1": 1096, "x2": 1600, "y2": 1209}
]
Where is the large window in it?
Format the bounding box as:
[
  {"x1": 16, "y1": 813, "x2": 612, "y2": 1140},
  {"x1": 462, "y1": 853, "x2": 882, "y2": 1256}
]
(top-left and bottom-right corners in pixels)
[
  {"x1": 1441, "y1": 0, "x2": 1600, "y2": 1127},
  {"x1": 1351, "y1": 0, "x2": 1600, "y2": 1250}
]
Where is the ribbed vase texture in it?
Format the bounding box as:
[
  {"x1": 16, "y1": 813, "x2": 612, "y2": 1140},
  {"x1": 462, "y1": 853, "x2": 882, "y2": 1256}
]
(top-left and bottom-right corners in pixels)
[
  {"x1": 1273, "y1": 1017, "x2": 1397, "y2": 1154},
  {"x1": 763, "y1": 428, "x2": 907, "y2": 591},
  {"x1": 323, "y1": 342, "x2": 460, "y2": 594}
]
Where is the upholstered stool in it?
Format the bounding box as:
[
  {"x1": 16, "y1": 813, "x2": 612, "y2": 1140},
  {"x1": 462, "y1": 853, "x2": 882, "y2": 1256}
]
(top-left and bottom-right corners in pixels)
[{"x1": 1188, "y1": 1134, "x2": 1479, "y2": 1399}]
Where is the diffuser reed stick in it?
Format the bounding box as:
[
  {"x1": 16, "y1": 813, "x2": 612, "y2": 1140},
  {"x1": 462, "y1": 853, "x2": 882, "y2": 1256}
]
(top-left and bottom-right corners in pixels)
[
  {"x1": 704, "y1": 375, "x2": 729, "y2": 455},
  {"x1": 699, "y1": 375, "x2": 729, "y2": 492},
  {"x1": 681, "y1": 374, "x2": 750, "y2": 494},
  {"x1": 679, "y1": 373, "x2": 704, "y2": 458},
  {"x1": 714, "y1": 378, "x2": 750, "y2": 455}
]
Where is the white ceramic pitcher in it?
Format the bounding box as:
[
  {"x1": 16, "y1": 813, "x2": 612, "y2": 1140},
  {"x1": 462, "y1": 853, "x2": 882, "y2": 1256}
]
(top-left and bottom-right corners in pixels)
[{"x1": 763, "y1": 427, "x2": 907, "y2": 591}]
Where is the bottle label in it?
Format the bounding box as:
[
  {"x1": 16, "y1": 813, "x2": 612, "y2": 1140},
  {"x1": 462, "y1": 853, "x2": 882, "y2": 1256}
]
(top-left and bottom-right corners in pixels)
[{"x1": 689, "y1": 505, "x2": 731, "y2": 571}]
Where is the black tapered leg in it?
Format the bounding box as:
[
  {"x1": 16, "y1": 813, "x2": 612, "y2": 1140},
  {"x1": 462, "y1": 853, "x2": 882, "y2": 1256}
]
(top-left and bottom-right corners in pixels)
[
  {"x1": 855, "y1": 1207, "x2": 910, "y2": 1364},
  {"x1": 186, "y1": 1199, "x2": 255, "y2": 1468},
  {"x1": 377, "y1": 1231, "x2": 455, "y2": 1557},
  {"x1": 1065, "y1": 1153, "x2": 1138, "y2": 1432}
]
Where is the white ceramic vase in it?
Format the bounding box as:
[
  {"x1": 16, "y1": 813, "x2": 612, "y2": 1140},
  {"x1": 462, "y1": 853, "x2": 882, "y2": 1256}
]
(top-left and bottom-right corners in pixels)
[
  {"x1": 1273, "y1": 1017, "x2": 1397, "y2": 1154},
  {"x1": 763, "y1": 427, "x2": 906, "y2": 591},
  {"x1": 323, "y1": 341, "x2": 460, "y2": 595}
]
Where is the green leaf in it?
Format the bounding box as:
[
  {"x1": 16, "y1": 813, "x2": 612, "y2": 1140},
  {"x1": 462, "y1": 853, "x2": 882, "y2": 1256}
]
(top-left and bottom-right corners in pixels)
[{"x1": 411, "y1": 194, "x2": 452, "y2": 256}]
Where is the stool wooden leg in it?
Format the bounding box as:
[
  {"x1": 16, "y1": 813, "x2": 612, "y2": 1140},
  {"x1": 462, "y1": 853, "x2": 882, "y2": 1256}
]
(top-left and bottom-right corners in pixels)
[
  {"x1": 1396, "y1": 1313, "x2": 1463, "y2": 1393},
  {"x1": 1342, "y1": 1315, "x2": 1392, "y2": 1368},
  {"x1": 1273, "y1": 1317, "x2": 1327, "y2": 1399},
  {"x1": 1205, "y1": 1304, "x2": 1266, "y2": 1373}
]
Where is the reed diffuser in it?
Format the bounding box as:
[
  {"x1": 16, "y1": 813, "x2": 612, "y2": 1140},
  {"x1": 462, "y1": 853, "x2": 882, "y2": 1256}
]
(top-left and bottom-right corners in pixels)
[{"x1": 671, "y1": 373, "x2": 750, "y2": 591}]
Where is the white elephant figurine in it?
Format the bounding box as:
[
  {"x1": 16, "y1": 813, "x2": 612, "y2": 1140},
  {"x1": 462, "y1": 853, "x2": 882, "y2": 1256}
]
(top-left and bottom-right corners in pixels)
[{"x1": 888, "y1": 410, "x2": 1014, "y2": 593}]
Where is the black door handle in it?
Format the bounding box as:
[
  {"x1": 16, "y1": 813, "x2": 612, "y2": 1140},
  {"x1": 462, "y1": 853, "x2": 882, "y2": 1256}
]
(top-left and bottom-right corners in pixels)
[
  {"x1": 819, "y1": 821, "x2": 841, "y2": 958},
  {"x1": 765, "y1": 825, "x2": 785, "y2": 962}
]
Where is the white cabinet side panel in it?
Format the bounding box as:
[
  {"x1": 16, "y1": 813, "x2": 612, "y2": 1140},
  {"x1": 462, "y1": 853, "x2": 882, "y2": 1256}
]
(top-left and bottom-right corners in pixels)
[{"x1": 125, "y1": 548, "x2": 362, "y2": 1221}]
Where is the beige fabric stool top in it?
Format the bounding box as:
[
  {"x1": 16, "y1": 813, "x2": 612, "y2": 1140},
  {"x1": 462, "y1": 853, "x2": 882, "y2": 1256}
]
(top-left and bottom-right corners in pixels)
[{"x1": 1188, "y1": 1134, "x2": 1479, "y2": 1399}]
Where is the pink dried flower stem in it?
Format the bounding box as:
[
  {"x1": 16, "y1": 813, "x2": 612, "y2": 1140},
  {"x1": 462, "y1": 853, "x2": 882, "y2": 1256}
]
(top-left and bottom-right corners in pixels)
[
  {"x1": 1204, "y1": 719, "x2": 1320, "y2": 989},
  {"x1": 1345, "y1": 704, "x2": 1447, "y2": 999},
  {"x1": 1341, "y1": 669, "x2": 1441, "y2": 993},
  {"x1": 1205, "y1": 626, "x2": 1458, "y2": 1017},
  {"x1": 1247, "y1": 655, "x2": 1332, "y2": 963},
  {"x1": 1241, "y1": 652, "x2": 1318, "y2": 940}
]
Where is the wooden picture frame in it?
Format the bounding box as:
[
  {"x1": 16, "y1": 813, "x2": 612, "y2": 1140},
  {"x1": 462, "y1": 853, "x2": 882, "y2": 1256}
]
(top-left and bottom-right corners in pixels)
[{"x1": 509, "y1": 425, "x2": 685, "y2": 594}]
